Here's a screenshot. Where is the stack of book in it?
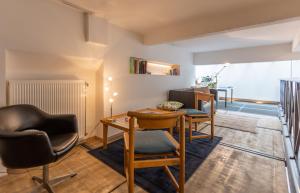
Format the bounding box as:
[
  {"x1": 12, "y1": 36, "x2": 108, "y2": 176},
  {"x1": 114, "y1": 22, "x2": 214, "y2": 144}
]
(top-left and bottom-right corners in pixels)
[
  {"x1": 169, "y1": 68, "x2": 179, "y2": 76},
  {"x1": 129, "y1": 57, "x2": 148, "y2": 74}
]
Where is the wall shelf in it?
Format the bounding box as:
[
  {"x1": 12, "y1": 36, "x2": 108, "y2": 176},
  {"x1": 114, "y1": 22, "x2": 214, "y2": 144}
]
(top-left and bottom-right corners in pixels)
[{"x1": 129, "y1": 57, "x2": 180, "y2": 76}]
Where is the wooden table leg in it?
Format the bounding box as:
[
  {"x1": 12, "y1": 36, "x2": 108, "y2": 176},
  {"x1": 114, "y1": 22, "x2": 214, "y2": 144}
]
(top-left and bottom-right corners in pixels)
[
  {"x1": 188, "y1": 117, "x2": 193, "y2": 143},
  {"x1": 231, "y1": 88, "x2": 233, "y2": 103},
  {"x1": 225, "y1": 90, "x2": 228, "y2": 108},
  {"x1": 102, "y1": 124, "x2": 108, "y2": 149}
]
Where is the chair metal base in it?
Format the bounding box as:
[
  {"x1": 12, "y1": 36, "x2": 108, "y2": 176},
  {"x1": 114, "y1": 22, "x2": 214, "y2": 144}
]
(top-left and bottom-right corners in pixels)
[{"x1": 31, "y1": 165, "x2": 76, "y2": 193}]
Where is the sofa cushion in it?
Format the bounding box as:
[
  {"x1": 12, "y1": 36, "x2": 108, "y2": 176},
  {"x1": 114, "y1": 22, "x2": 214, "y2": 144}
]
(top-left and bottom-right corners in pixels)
[
  {"x1": 157, "y1": 101, "x2": 184, "y2": 111},
  {"x1": 48, "y1": 133, "x2": 78, "y2": 158}
]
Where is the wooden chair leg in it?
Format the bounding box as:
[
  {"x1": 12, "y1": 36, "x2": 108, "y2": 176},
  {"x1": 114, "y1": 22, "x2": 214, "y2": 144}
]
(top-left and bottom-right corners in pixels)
[
  {"x1": 179, "y1": 161, "x2": 185, "y2": 193},
  {"x1": 194, "y1": 122, "x2": 198, "y2": 131},
  {"x1": 188, "y1": 117, "x2": 193, "y2": 143},
  {"x1": 179, "y1": 115, "x2": 185, "y2": 193},
  {"x1": 210, "y1": 119, "x2": 214, "y2": 140},
  {"x1": 169, "y1": 127, "x2": 174, "y2": 135},
  {"x1": 128, "y1": 159, "x2": 134, "y2": 193},
  {"x1": 124, "y1": 148, "x2": 128, "y2": 178},
  {"x1": 128, "y1": 118, "x2": 135, "y2": 193}
]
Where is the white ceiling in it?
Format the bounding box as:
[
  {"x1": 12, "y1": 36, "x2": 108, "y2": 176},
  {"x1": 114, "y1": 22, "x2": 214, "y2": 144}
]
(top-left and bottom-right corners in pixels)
[
  {"x1": 58, "y1": 0, "x2": 300, "y2": 51},
  {"x1": 170, "y1": 19, "x2": 300, "y2": 53},
  {"x1": 60, "y1": 0, "x2": 277, "y2": 35}
]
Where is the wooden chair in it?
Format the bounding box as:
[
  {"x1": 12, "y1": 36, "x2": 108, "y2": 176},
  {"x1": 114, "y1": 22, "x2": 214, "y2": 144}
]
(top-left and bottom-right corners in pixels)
[
  {"x1": 182, "y1": 91, "x2": 215, "y2": 142},
  {"x1": 124, "y1": 110, "x2": 185, "y2": 193}
]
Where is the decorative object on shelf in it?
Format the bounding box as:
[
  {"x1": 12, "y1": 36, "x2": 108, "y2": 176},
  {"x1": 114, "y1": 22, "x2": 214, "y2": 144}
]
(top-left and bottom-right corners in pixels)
[
  {"x1": 104, "y1": 76, "x2": 118, "y2": 122},
  {"x1": 129, "y1": 57, "x2": 180, "y2": 76}
]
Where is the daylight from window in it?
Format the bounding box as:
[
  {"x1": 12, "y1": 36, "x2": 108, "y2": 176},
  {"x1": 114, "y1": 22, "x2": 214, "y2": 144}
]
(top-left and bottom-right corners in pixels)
[{"x1": 196, "y1": 60, "x2": 300, "y2": 101}]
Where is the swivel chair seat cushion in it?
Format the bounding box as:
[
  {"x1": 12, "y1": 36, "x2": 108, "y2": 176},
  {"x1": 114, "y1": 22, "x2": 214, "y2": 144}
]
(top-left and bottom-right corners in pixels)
[{"x1": 48, "y1": 133, "x2": 78, "y2": 157}]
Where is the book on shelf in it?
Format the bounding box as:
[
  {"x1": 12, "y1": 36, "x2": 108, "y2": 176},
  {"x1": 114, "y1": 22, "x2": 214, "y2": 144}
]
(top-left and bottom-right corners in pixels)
[
  {"x1": 130, "y1": 56, "x2": 179, "y2": 76},
  {"x1": 129, "y1": 57, "x2": 135, "y2": 74},
  {"x1": 169, "y1": 68, "x2": 179, "y2": 75},
  {"x1": 130, "y1": 57, "x2": 147, "y2": 74}
]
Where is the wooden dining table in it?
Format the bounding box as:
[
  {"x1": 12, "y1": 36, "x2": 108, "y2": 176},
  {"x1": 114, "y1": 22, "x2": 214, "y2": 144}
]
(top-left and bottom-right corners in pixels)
[{"x1": 100, "y1": 108, "x2": 174, "y2": 149}]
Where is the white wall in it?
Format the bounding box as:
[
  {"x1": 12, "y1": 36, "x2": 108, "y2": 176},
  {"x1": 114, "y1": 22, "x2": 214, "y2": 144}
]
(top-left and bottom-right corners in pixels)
[
  {"x1": 193, "y1": 41, "x2": 300, "y2": 102},
  {"x1": 0, "y1": 0, "x2": 106, "y2": 138},
  {"x1": 0, "y1": 0, "x2": 195, "y2": 137},
  {"x1": 103, "y1": 25, "x2": 195, "y2": 136},
  {"x1": 5, "y1": 50, "x2": 102, "y2": 137},
  {"x1": 0, "y1": 0, "x2": 195, "y2": 174},
  {"x1": 196, "y1": 60, "x2": 300, "y2": 101},
  {"x1": 292, "y1": 60, "x2": 300, "y2": 78}
]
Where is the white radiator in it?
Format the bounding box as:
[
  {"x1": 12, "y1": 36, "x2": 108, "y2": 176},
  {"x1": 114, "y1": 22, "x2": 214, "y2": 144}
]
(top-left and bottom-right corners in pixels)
[{"x1": 7, "y1": 80, "x2": 87, "y2": 139}]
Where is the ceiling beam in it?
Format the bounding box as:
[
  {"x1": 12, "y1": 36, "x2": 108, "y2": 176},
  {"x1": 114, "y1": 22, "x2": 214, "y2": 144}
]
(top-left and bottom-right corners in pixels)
[
  {"x1": 293, "y1": 33, "x2": 300, "y2": 52},
  {"x1": 143, "y1": 1, "x2": 300, "y2": 45},
  {"x1": 193, "y1": 43, "x2": 300, "y2": 65},
  {"x1": 52, "y1": 0, "x2": 93, "y2": 13}
]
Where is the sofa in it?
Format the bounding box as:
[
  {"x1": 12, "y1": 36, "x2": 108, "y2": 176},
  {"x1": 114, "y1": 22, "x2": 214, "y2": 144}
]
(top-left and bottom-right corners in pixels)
[{"x1": 168, "y1": 88, "x2": 218, "y2": 112}]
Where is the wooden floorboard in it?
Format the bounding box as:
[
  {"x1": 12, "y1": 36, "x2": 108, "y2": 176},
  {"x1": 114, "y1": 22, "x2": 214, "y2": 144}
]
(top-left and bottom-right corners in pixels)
[
  {"x1": 0, "y1": 111, "x2": 288, "y2": 193},
  {"x1": 201, "y1": 111, "x2": 284, "y2": 159},
  {"x1": 185, "y1": 145, "x2": 287, "y2": 193},
  {"x1": 201, "y1": 126, "x2": 284, "y2": 159}
]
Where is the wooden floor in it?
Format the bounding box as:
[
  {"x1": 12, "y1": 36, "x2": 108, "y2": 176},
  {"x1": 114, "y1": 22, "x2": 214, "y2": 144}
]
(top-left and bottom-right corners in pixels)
[{"x1": 0, "y1": 110, "x2": 288, "y2": 193}]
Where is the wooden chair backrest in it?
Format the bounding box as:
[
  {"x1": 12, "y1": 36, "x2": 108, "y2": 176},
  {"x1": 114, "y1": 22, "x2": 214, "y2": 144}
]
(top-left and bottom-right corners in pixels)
[
  {"x1": 127, "y1": 111, "x2": 184, "y2": 129},
  {"x1": 194, "y1": 86, "x2": 210, "y2": 94},
  {"x1": 195, "y1": 92, "x2": 214, "y2": 102},
  {"x1": 194, "y1": 92, "x2": 215, "y2": 115},
  {"x1": 125, "y1": 110, "x2": 186, "y2": 193}
]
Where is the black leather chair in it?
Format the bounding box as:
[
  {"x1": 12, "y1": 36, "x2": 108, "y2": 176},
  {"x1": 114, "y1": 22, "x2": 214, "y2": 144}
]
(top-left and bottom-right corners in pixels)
[{"x1": 0, "y1": 104, "x2": 79, "y2": 193}]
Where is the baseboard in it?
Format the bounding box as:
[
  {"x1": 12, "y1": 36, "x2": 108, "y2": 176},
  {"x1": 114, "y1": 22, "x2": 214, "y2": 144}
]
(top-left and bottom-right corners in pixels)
[
  {"x1": 78, "y1": 136, "x2": 102, "y2": 144},
  {"x1": 219, "y1": 97, "x2": 279, "y2": 105},
  {"x1": 107, "y1": 132, "x2": 124, "y2": 144},
  {"x1": 82, "y1": 132, "x2": 124, "y2": 145}
]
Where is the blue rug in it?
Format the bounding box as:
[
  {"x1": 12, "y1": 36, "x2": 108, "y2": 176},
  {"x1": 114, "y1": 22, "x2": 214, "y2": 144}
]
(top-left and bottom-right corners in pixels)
[
  {"x1": 89, "y1": 131, "x2": 221, "y2": 193},
  {"x1": 217, "y1": 101, "x2": 278, "y2": 116}
]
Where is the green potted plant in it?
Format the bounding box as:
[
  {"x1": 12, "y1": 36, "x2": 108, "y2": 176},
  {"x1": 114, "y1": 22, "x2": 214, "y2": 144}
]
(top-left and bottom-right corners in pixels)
[{"x1": 200, "y1": 76, "x2": 217, "y2": 88}]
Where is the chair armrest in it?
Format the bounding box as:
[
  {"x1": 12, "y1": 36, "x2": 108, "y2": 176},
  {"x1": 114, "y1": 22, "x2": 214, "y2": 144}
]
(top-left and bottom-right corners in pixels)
[
  {"x1": 0, "y1": 130, "x2": 55, "y2": 168},
  {"x1": 41, "y1": 114, "x2": 78, "y2": 135}
]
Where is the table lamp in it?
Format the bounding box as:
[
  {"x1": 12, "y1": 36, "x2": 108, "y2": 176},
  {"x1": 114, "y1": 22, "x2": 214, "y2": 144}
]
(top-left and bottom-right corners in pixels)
[
  {"x1": 214, "y1": 63, "x2": 230, "y2": 88},
  {"x1": 105, "y1": 76, "x2": 118, "y2": 121}
]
